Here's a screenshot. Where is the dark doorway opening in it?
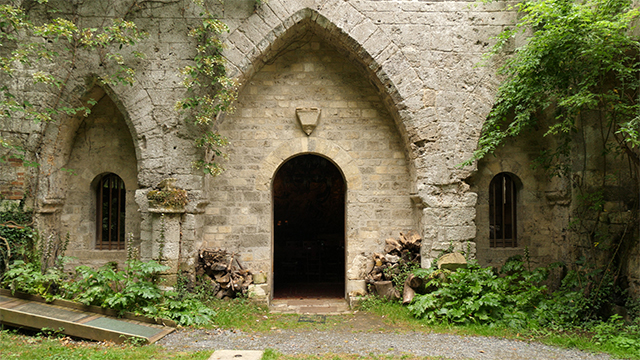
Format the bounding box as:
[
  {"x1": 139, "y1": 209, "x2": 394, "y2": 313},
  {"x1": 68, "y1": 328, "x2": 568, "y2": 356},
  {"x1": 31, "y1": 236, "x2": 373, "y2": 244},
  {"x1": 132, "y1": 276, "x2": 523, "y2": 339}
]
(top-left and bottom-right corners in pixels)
[{"x1": 273, "y1": 154, "x2": 345, "y2": 299}]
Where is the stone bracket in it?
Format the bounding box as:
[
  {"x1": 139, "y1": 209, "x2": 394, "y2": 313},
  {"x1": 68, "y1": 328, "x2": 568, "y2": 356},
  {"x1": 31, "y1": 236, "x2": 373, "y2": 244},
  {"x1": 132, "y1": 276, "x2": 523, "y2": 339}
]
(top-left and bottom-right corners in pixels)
[{"x1": 296, "y1": 107, "x2": 320, "y2": 136}]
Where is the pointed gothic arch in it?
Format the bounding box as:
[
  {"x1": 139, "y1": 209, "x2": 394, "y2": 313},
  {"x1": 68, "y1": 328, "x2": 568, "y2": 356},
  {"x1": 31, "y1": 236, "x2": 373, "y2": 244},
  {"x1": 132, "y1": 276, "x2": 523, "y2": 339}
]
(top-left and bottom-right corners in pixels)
[{"x1": 223, "y1": 7, "x2": 418, "y2": 177}]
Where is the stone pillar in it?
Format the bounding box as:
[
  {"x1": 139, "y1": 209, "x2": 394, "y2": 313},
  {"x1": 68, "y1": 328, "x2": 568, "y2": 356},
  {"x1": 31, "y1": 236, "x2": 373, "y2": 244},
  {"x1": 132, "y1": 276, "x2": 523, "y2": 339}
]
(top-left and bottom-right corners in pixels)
[
  {"x1": 149, "y1": 208, "x2": 184, "y2": 285},
  {"x1": 416, "y1": 182, "x2": 478, "y2": 268}
]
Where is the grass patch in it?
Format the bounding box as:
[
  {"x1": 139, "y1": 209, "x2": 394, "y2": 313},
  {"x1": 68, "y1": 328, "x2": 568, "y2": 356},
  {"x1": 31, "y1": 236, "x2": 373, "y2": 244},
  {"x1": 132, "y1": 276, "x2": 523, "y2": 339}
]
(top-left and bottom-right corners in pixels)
[
  {"x1": 262, "y1": 348, "x2": 450, "y2": 360},
  {"x1": 3, "y1": 294, "x2": 639, "y2": 360},
  {"x1": 0, "y1": 328, "x2": 213, "y2": 360},
  {"x1": 358, "y1": 296, "x2": 640, "y2": 360},
  {"x1": 205, "y1": 298, "x2": 357, "y2": 332}
]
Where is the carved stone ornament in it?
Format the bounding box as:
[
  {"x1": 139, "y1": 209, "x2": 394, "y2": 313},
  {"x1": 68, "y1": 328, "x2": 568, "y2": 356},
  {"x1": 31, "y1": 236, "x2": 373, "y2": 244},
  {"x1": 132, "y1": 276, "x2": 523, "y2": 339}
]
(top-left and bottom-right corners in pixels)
[{"x1": 296, "y1": 107, "x2": 321, "y2": 136}]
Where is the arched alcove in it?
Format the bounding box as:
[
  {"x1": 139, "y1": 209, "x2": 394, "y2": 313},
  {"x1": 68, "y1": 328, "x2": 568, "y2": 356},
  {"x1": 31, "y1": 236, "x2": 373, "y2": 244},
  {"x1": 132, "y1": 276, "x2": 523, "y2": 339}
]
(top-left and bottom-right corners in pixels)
[
  {"x1": 204, "y1": 27, "x2": 414, "y2": 301},
  {"x1": 272, "y1": 154, "x2": 346, "y2": 298},
  {"x1": 60, "y1": 92, "x2": 139, "y2": 268}
]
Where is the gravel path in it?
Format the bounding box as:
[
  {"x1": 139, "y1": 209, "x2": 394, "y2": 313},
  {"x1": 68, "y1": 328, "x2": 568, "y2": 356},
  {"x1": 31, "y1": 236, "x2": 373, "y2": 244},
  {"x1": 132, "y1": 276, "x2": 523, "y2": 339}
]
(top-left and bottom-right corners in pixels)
[{"x1": 159, "y1": 326, "x2": 613, "y2": 360}]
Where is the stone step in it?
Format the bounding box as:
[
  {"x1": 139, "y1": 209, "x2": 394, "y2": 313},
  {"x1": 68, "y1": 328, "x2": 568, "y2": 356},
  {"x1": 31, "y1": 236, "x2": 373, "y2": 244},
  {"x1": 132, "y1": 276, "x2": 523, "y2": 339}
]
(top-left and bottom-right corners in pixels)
[{"x1": 269, "y1": 299, "x2": 351, "y2": 315}]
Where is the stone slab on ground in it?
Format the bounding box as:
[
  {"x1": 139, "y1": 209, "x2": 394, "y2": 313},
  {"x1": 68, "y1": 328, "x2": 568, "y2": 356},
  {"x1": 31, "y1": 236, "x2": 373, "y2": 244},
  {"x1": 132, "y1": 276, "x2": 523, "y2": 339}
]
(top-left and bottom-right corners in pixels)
[
  {"x1": 270, "y1": 299, "x2": 351, "y2": 315},
  {"x1": 208, "y1": 350, "x2": 264, "y2": 360}
]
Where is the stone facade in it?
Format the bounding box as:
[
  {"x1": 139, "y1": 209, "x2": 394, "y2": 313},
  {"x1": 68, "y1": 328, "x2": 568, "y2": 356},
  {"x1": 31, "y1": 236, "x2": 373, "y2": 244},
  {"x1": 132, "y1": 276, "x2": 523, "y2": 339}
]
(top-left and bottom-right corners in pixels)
[{"x1": 0, "y1": 0, "x2": 637, "y2": 299}]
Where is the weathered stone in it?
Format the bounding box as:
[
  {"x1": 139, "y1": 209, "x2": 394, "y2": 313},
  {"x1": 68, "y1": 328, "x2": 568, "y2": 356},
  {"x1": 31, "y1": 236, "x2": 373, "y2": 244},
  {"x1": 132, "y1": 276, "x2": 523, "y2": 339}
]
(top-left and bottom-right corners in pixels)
[
  {"x1": 1, "y1": 0, "x2": 634, "y2": 302},
  {"x1": 347, "y1": 254, "x2": 374, "y2": 280},
  {"x1": 437, "y1": 252, "x2": 467, "y2": 271}
]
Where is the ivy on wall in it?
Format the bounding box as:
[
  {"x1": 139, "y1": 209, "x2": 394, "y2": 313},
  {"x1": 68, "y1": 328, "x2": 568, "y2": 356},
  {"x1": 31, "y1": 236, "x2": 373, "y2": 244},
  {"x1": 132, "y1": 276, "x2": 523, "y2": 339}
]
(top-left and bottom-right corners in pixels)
[
  {"x1": 471, "y1": 0, "x2": 639, "y2": 294},
  {"x1": 0, "y1": 0, "x2": 147, "y2": 159},
  {"x1": 176, "y1": 0, "x2": 237, "y2": 176}
]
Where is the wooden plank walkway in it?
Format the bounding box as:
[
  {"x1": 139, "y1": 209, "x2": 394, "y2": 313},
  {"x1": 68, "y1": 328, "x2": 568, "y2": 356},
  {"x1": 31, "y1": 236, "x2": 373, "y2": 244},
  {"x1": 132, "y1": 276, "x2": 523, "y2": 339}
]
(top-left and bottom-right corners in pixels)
[{"x1": 0, "y1": 289, "x2": 175, "y2": 344}]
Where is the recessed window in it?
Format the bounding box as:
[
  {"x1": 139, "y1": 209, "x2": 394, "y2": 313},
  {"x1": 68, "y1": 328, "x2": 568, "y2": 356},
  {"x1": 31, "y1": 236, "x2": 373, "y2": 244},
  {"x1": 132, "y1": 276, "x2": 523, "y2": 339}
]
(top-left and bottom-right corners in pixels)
[
  {"x1": 489, "y1": 173, "x2": 518, "y2": 248},
  {"x1": 96, "y1": 173, "x2": 126, "y2": 250}
]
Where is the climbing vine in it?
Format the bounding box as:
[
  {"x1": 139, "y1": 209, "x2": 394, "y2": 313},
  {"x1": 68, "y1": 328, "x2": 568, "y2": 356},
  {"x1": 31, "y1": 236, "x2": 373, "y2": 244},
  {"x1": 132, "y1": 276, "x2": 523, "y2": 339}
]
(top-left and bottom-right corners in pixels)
[
  {"x1": 176, "y1": 0, "x2": 237, "y2": 176},
  {"x1": 0, "y1": 0, "x2": 147, "y2": 163},
  {"x1": 470, "y1": 0, "x2": 639, "y2": 165},
  {"x1": 470, "y1": 0, "x2": 639, "y2": 295}
]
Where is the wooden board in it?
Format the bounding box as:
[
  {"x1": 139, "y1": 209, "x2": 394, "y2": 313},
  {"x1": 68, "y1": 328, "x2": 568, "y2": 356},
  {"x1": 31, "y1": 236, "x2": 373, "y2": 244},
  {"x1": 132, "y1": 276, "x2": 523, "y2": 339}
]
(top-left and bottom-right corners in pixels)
[{"x1": 0, "y1": 290, "x2": 174, "y2": 344}]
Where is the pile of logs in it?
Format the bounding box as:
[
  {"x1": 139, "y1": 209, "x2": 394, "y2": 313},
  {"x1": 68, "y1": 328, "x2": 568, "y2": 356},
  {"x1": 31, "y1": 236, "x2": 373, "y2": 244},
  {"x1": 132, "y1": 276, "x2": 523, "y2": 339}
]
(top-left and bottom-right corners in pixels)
[
  {"x1": 195, "y1": 248, "x2": 253, "y2": 299},
  {"x1": 365, "y1": 231, "x2": 423, "y2": 304}
]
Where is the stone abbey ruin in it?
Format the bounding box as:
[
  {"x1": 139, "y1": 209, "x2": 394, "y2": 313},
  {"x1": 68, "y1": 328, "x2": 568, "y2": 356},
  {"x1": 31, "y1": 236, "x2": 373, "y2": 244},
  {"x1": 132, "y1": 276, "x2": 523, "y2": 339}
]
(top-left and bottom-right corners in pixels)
[{"x1": 1, "y1": 0, "x2": 638, "y2": 302}]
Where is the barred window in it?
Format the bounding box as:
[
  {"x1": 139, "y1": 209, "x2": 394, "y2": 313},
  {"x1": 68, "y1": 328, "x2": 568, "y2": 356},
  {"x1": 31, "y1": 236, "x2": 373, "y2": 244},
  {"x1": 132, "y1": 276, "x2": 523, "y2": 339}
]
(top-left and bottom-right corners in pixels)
[
  {"x1": 96, "y1": 173, "x2": 126, "y2": 250},
  {"x1": 489, "y1": 173, "x2": 517, "y2": 248}
]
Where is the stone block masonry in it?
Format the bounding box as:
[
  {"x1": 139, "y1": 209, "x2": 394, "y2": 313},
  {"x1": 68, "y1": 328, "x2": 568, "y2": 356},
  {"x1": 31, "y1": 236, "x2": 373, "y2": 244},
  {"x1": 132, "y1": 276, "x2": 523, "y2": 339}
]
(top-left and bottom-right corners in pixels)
[{"x1": 2, "y1": 0, "x2": 635, "y2": 299}]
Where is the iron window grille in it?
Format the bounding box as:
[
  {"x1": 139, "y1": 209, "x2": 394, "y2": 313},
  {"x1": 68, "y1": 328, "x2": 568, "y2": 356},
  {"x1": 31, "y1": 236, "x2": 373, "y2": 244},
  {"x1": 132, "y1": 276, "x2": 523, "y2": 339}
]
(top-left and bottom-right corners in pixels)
[
  {"x1": 96, "y1": 173, "x2": 126, "y2": 250},
  {"x1": 489, "y1": 173, "x2": 517, "y2": 248}
]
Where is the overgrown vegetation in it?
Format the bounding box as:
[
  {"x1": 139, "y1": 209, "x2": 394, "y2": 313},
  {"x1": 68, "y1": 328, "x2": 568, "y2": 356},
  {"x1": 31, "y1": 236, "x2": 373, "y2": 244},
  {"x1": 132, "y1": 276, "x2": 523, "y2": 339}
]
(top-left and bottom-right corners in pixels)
[
  {"x1": 176, "y1": 0, "x2": 236, "y2": 176},
  {"x1": 462, "y1": 0, "x2": 639, "y2": 344},
  {"x1": 366, "y1": 254, "x2": 640, "y2": 358},
  {"x1": 0, "y1": 213, "x2": 215, "y2": 326},
  {"x1": 472, "y1": 0, "x2": 639, "y2": 162},
  {"x1": 0, "y1": 202, "x2": 37, "y2": 273},
  {"x1": 2, "y1": 258, "x2": 216, "y2": 326},
  {"x1": 0, "y1": 0, "x2": 147, "y2": 166}
]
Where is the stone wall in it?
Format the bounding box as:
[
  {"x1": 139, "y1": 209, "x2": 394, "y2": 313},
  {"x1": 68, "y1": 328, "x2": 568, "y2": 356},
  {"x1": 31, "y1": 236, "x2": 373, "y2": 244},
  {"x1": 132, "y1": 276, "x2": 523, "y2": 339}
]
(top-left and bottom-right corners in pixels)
[
  {"x1": 471, "y1": 132, "x2": 572, "y2": 269},
  {"x1": 59, "y1": 93, "x2": 140, "y2": 269},
  {"x1": 202, "y1": 32, "x2": 414, "y2": 293},
  {"x1": 0, "y1": 0, "x2": 636, "y2": 299}
]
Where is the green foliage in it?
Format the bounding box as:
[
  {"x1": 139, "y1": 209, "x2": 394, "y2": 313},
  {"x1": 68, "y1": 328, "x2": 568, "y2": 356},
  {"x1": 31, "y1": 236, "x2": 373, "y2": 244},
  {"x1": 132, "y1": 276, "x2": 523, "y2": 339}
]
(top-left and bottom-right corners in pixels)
[
  {"x1": 0, "y1": 202, "x2": 37, "y2": 273},
  {"x1": 592, "y1": 314, "x2": 640, "y2": 356},
  {"x1": 0, "y1": 1, "x2": 147, "y2": 115},
  {"x1": 0, "y1": 207, "x2": 70, "y2": 301},
  {"x1": 1, "y1": 259, "x2": 66, "y2": 300},
  {"x1": 469, "y1": 0, "x2": 640, "y2": 166},
  {"x1": 176, "y1": 0, "x2": 237, "y2": 176},
  {"x1": 408, "y1": 254, "x2": 632, "y2": 336},
  {"x1": 386, "y1": 260, "x2": 420, "y2": 294},
  {"x1": 63, "y1": 259, "x2": 215, "y2": 326},
  {"x1": 0, "y1": 0, "x2": 147, "y2": 163},
  {"x1": 1, "y1": 251, "x2": 215, "y2": 326},
  {"x1": 147, "y1": 189, "x2": 189, "y2": 209},
  {"x1": 409, "y1": 257, "x2": 549, "y2": 328},
  {"x1": 65, "y1": 260, "x2": 167, "y2": 314},
  {"x1": 536, "y1": 257, "x2": 618, "y2": 327}
]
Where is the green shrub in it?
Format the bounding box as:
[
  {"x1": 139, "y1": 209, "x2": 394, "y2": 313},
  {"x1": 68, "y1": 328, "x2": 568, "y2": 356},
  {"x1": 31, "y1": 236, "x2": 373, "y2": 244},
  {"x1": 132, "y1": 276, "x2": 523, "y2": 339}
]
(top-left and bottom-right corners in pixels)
[
  {"x1": 0, "y1": 203, "x2": 38, "y2": 273},
  {"x1": 592, "y1": 314, "x2": 640, "y2": 356},
  {"x1": 1, "y1": 259, "x2": 66, "y2": 300},
  {"x1": 408, "y1": 256, "x2": 550, "y2": 328},
  {"x1": 65, "y1": 260, "x2": 167, "y2": 314},
  {"x1": 64, "y1": 259, "x2": 215, "y2": 326}
]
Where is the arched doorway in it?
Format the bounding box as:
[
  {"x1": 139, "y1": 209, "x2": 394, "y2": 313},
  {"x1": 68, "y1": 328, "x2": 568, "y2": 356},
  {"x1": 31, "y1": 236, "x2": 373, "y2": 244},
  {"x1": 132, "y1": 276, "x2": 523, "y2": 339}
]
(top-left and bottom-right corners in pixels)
[{"x1": 273, "y1": 154, "x2": 345, "y2": 298}]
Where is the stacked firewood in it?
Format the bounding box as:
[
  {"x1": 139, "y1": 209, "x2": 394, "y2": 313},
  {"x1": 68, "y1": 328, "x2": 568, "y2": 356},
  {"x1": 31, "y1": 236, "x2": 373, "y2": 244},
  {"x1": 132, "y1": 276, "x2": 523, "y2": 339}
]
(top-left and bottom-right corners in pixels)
[
  {"x1": 365, "y1": 231, "x2": 422, "y2": 302},
  {"x1": 195, "y1": 248, "x2": 253, "y2": 299}
]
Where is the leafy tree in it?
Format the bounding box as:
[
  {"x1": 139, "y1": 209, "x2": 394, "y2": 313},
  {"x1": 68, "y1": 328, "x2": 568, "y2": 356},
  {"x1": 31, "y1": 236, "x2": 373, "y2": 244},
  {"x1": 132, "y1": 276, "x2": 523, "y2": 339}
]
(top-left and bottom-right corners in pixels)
[
  {"x1": 470, "y1": 0, "x2": 639, "y2": 294},
  {"x1": 471, "y1": 0, "x2": 639, "y2": 166}
]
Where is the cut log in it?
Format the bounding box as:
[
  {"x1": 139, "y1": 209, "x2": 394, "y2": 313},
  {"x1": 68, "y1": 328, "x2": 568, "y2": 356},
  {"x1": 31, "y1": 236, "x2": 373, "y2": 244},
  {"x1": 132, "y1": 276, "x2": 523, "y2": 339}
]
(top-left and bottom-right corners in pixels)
[
  {"x1": 384, "y1": 238, "x2": 403, "y2": 254},
  {"x1": 374, "y1": 280, "x2": 400, "y2": 300},
  {"x1": 407, "y1": 273, "x2": 423, "y2": 289},
  {"x1": 402, "y1": 282, "x2": 415, "y2": 305},
  {"x1": 196, "y1": 248, "x2": 253, "y2": 298}
]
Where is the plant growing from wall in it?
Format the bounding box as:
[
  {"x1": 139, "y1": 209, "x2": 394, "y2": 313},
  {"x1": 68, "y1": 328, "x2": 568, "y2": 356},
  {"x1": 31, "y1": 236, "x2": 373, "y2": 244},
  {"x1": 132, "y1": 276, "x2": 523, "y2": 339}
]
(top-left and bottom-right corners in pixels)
[
  {"x1": 176, "y1": 0, "x2": 237, "y2": 176},
  {"x1": 0, "y1": 201, "x2": 37, "y2": 273},
  {"x1": 0, "y1": 0, "x2": 147, "y2": 164},
  {"x1": 147, "y1": 189, "x2": 188, "y2": 210},
  {"x1": 470, "y1": 0, "x2": 639, "y2": 299}
]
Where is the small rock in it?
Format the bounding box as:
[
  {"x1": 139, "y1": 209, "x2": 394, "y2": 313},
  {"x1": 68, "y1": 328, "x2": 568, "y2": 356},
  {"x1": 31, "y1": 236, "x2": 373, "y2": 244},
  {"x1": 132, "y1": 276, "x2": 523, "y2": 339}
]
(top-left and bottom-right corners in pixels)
[{"x1": 437, "y1": 252, "x2": 467, "y2": 271}]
